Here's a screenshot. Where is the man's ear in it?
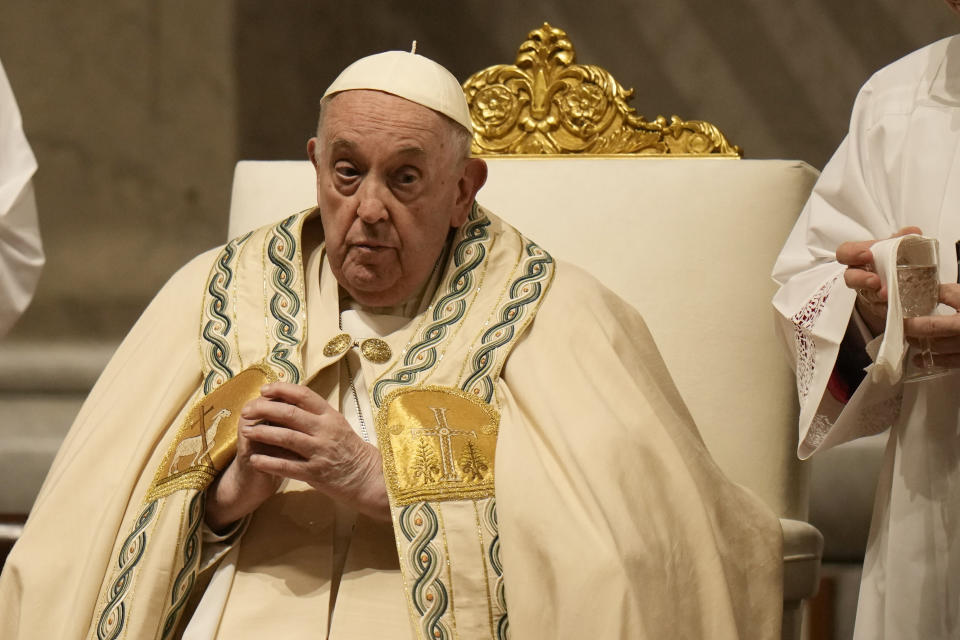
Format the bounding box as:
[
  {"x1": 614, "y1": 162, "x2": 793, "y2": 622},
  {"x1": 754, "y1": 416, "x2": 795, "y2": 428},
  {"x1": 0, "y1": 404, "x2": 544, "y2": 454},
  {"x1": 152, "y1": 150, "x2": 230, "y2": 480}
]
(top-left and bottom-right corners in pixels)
[
  {"x1": 451, "y1": 158, "x2": 488, "y2": 227},
  {"x1": 307, "y1": 138, "x2": 320, "y2": 168},
  {"x1": 307, "y1": 138, "x2": 324, "y2": 205}
]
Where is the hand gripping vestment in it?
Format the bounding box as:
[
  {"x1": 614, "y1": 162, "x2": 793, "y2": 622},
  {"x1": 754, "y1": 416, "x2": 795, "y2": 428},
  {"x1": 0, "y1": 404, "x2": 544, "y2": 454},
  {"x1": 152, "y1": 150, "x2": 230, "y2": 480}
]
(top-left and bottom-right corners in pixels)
[
  {"x1": 773, "y1": 35, "x2": 960, "y2": 639},
  {"x1": 1, "y1": 205, "x2": 781, "y2": 639}
]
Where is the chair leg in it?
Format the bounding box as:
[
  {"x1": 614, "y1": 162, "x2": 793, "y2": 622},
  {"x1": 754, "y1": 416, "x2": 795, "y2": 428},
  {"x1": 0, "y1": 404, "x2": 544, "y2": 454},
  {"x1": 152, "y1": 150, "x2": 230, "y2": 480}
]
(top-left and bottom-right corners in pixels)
[{"x1": 806, "y1": 575, "x2": 836, "y2": 640}]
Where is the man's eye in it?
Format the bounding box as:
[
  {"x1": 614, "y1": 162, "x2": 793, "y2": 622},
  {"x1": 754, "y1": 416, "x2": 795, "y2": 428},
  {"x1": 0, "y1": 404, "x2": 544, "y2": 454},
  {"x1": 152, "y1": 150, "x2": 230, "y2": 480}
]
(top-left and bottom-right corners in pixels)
[
  {"x1": 395, "y1": 170, "x2": 419, "y2": 185},
  {"x1": 335, "y1": 162, "x2": 359, "y2": 179}
]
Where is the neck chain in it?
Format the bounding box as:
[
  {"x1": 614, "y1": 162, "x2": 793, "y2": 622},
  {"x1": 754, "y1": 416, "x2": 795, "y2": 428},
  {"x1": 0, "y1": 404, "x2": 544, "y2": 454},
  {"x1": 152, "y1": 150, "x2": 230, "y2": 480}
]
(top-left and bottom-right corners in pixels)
[{"x1": 339, "y1": 310, "x2": 370, "y2": 443}]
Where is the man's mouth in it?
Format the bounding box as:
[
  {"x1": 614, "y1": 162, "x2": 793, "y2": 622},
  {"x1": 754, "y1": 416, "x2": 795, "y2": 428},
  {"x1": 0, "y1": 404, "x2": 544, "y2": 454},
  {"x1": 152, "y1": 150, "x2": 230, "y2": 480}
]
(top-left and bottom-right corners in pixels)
[{"x1": 350, "y1": 242, "x2": 393, "y2": 253}]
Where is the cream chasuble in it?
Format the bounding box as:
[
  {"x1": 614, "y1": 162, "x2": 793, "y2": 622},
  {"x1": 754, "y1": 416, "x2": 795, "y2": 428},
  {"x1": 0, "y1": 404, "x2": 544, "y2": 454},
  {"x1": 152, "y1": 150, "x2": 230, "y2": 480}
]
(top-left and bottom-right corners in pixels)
[
  {"x1": 186, "y1": 203, "x2": 547, "y2": 639},
  {"x1": 773, "y1": 35, "x2": 960, "y2": 639},
  {"x1": 186, "y1": 238, "x2": 416, "y2": 639},
  {"x1": 1, "y1": 204, "x2": 782, "y2": 639}
]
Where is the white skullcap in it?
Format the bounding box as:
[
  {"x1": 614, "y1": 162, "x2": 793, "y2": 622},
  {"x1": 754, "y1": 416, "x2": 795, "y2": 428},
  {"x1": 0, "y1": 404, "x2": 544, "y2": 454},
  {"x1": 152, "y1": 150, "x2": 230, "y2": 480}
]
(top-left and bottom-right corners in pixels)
[{"x1": 322, "y1": 51, "x2": 473, "y2": 132}]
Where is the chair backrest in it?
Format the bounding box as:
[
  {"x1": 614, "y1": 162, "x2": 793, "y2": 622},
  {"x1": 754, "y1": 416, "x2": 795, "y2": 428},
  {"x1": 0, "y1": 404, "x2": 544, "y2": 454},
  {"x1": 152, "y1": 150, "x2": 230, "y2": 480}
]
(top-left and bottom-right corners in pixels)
[{"x1": 227, "y1": 24, "x2": 820, "y2": 520}]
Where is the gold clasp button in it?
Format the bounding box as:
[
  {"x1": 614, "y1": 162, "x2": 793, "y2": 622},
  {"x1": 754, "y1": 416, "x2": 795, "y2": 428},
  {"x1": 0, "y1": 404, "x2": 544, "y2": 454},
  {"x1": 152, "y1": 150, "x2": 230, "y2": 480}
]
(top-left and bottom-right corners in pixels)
[
  {"x1": 360, "y1": 338, "x2": 392, "y2": 364},
  {"x1": 323, "y1": 333, "x2": 352, "y2": 357}
]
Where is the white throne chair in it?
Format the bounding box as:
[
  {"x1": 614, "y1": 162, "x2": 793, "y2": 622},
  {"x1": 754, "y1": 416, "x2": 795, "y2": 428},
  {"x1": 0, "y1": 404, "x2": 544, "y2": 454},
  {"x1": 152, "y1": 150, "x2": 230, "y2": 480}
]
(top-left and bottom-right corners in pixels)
[{"x1": 228, "y1": 24, "x2": 822, "y2": 639}]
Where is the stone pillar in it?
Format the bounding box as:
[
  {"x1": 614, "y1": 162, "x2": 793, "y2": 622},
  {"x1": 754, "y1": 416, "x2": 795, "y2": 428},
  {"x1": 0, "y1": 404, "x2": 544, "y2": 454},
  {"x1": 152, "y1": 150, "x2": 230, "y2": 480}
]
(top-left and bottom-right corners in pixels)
[{"x1": 0, "y1": 0, "x2": 237, "y2": 520}]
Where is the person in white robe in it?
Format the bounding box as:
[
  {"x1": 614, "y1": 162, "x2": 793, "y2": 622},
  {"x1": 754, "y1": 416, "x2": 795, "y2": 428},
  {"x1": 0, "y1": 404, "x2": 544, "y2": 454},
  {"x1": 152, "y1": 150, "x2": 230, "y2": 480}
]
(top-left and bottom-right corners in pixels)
[
  {"x1": 0, "y1": 50, "x2": 782, "y2": 639},
  {"x1": 0, "y1": 57, "x2": 43, "y2": 337},
  {"x1": 773, "y1": 9, "x2": 960, "y2": 637}
]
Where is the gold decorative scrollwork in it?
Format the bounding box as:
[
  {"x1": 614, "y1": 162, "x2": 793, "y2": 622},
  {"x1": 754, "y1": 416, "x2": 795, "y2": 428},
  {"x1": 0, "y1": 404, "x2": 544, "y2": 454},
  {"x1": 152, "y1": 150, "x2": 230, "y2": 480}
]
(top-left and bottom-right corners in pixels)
[{"x1": 463, "y1": 23, "x2": 742, "y2": 157}]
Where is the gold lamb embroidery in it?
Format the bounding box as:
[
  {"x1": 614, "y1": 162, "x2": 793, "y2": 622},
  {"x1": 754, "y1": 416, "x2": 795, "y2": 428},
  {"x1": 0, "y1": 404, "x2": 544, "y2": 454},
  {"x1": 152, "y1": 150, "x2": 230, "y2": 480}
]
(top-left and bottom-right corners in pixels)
[
  {"x1": 168, "y1": 407, "x2": 232, "y2": 475},
  {"x1": 146, "y1": 364, "x2": 277, "y2": 501}
]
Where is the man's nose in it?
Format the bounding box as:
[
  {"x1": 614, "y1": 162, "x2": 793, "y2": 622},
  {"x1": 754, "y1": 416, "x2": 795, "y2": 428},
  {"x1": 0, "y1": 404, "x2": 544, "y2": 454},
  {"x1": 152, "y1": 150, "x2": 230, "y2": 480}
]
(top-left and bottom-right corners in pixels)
[{"x1": 355, "y1": 180, "x2": 389, "y2": 223}]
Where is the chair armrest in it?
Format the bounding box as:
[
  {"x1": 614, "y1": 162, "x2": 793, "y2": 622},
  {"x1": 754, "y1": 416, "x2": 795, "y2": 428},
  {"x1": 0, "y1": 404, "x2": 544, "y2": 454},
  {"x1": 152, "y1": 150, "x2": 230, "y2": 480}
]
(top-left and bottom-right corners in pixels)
[{"x1": 781, "y1": 517, "x2": 823, "y2": 601}]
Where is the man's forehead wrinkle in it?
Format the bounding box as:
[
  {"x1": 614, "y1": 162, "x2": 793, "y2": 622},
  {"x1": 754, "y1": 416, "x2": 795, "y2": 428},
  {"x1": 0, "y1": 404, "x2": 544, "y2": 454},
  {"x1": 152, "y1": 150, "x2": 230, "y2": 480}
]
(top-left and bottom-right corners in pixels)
[
  {"x1": 325, "y1": 128, "x2": 433, "y2": 161},
  {"x1": 327, "y1": 135, "x2": 426, "y2": 155},
  {"x1": 333, "y1": 118, "x2": 439, "y2": 139}
]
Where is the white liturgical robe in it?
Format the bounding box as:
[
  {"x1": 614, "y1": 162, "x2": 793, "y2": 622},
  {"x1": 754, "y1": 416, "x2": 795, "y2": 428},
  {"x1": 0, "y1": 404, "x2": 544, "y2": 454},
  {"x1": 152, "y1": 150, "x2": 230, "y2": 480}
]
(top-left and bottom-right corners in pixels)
[
  {"x1": 0, "y1": 58, "x2": 43, "y2": 337},
  {"x1": 773, "y1": 35, "x2": 960, "y2": 640}
]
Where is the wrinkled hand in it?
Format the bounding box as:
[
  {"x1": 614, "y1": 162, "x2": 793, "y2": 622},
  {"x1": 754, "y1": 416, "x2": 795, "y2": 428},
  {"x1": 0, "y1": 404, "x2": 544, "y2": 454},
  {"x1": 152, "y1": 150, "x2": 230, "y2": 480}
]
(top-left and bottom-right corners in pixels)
[
  {"x1": 904, "y1": 284, "x2": 960, "y2": 368},
  {"x1": 836, "y1": 226, "x2": 922, "y2": 335},
  {"x1": 205, "y1": 382, "x2": 389, "y2": 532}
]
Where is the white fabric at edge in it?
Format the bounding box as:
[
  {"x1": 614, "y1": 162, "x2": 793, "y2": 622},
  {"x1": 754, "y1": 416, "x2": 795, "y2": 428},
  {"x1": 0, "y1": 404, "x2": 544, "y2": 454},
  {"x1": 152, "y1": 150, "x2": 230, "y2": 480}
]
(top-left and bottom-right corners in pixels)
[
  {"x1": 772, "y1": 35, "x2": 960, "y2": 639},
  {"x1": 0, "y1": 58, "x2": 43, "y2": 337}
]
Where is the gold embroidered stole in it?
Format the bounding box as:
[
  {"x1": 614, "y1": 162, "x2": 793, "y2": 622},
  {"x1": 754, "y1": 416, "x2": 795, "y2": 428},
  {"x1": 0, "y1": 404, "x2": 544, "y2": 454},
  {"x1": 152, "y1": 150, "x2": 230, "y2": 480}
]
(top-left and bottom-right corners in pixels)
[
  {"x1": 366, "y1": 204, "x2": 555, "y2": 640},
  {"x1": 86, "y1": 211, "x2": 310, "y2": 640},
  {"x1": 85, "y1": 205, "x2": 554, "y2": 640}
]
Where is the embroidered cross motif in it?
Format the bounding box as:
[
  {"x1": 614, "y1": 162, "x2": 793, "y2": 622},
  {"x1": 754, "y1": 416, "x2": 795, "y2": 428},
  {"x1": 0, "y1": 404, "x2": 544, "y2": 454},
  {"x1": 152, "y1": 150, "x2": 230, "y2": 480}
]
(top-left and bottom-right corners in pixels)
[
  {"x1": 412, "y1": 407, "x2": 479, "y2": 482},
  {"x1": 377, "y1": 386, "x2": 499, "y2": 505}
]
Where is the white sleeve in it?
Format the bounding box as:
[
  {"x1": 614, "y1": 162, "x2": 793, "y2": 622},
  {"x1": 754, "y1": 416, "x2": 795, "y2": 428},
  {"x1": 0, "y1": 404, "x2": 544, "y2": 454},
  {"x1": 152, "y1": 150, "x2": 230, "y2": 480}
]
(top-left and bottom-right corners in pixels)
[
  {"x1": 198, "y1": 516, "x2": 248, "y2": 571},
  {"x1": 772, "y1": 77, "x2": 904, "y2": 458},
  {"x1": 0, "y1": 58, "x2": 43, "y2": 337}
]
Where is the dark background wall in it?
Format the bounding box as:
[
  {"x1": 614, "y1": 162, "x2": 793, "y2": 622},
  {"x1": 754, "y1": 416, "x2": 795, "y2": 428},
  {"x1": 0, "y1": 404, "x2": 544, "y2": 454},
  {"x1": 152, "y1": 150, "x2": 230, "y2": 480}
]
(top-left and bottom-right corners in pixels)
[
  {"x1": 1, "y1": 0, "x2": 957, "y2": 343},
  {"x1": 235, "y1": 0, "x2": 959, "y2": 168}
]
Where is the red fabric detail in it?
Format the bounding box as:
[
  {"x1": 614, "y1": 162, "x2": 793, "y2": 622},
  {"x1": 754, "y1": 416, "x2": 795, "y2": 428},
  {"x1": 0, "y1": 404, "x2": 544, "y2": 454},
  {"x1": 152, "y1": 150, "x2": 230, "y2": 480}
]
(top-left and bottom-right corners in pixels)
[{"x1": 826, "y1": 367, "x2": 851, "y2": 404}]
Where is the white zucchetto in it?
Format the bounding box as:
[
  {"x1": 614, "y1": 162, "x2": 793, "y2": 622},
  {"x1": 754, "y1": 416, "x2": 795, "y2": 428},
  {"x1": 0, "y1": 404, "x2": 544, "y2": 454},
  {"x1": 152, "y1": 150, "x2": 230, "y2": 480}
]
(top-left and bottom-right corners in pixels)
[{"x1": 322, "y1": 51, "x2": 473, "y2": 132}]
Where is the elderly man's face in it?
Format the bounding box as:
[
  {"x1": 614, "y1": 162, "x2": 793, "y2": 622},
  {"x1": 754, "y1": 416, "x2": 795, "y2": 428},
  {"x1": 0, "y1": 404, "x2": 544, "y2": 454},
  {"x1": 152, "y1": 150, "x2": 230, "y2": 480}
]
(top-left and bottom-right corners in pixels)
[{"x1": 308, "y1": 90, "x2": 485, "y2": 307}]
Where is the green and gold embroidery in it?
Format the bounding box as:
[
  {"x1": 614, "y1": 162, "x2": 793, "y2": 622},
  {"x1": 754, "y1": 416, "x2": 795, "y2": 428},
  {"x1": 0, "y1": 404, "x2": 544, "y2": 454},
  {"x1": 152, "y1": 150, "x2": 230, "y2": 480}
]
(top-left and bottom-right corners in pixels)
[
  {"x1": 372, "y1": 208, "x2": 492, "y2": 406},
  {"x1": 201, "y1": 231, "x2": 253, "y2": 394},
  {"x1": 263, "y1": 212, "x2": 309, "y2": 383},
  {"x1": 461, "y1": 241, "x2": 555, "y2": 403}
]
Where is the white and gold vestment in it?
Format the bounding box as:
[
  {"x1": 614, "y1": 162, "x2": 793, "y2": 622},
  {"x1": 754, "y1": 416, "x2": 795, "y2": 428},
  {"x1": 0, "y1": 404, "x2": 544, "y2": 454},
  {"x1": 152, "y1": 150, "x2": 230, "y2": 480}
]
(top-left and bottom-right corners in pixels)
[{"x1": 1, "y1": 205, "x2": 781, "y2": 639}]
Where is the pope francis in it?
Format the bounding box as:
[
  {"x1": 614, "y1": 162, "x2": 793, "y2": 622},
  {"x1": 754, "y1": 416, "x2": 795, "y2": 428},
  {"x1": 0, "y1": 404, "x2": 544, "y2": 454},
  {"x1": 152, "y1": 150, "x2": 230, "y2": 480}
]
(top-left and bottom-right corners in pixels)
[{"x1": 0, "y1": 51, "x2": 782, "y2": 639}]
